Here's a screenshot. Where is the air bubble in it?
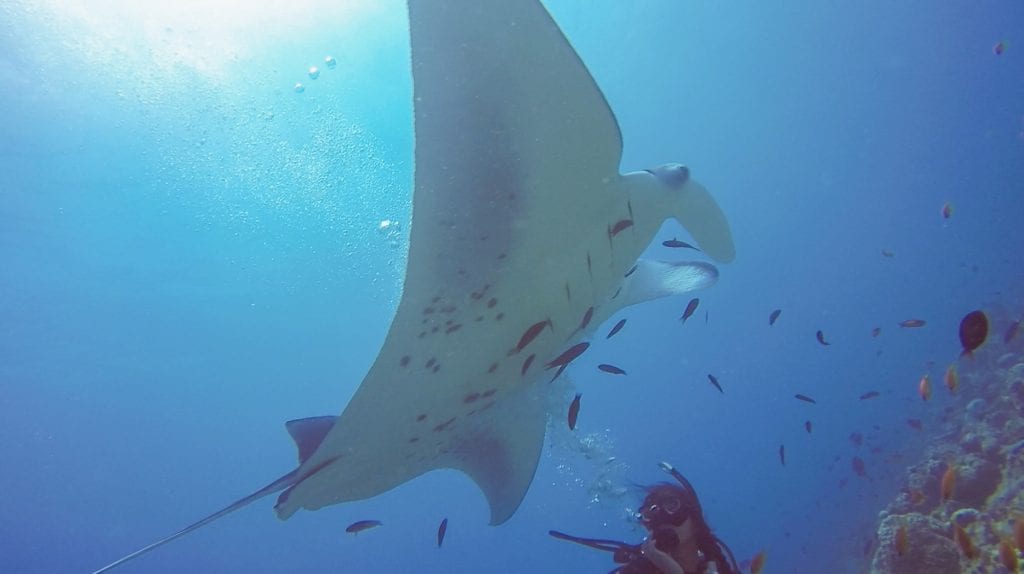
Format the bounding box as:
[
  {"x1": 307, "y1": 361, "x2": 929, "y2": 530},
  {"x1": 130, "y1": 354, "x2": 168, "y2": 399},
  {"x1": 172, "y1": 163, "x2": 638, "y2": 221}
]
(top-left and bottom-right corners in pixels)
[
  {"x1": 308, "y1": 66, "x2": 320, "y2": 80},
  {"x1": 294, "y1": 83, "x2": 305, "y2": 93},
  {"x1": 325, "y1": 56, "x2": 337, "y2": 69}
]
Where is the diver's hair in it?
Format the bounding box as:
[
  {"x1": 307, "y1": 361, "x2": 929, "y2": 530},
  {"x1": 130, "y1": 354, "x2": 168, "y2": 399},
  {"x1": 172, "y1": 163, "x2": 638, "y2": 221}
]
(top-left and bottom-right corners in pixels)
[{"x1": 641, "y1": 482, "x2": 741, "y2": 574}]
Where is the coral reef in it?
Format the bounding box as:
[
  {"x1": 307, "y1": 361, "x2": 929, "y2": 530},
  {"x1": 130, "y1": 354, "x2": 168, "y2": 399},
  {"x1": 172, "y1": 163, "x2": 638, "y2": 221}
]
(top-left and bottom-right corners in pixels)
[{"x1": 869, "y1": 313, "x2": 1024, "y2": 574}]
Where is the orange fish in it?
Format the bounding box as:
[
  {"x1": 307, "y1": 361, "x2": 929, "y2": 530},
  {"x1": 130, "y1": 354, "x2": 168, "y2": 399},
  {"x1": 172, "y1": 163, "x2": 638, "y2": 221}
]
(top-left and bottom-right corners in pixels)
[
  {"x1": 944, "y1": 364, "x2": 958, "y2": 393},
  {"x1": 907, "y1": 489, "x2": 925, "y2": 505},
  {"x1": 941, "y1": 463, "x2": 956, "y2": 501},
  {"x1": 567, "y1": 393, "x2": 582, "y2": 430},
  {"x1": 918, "y1": 375, "x2": 932, "y2": 401},
  {"x1": 953, "y1": 524, "x2": 977, "y2": 559},
  {"x1": 941, "y1": 202, "x2": 953, "y2": 219},
  {"x1": 750, "y1": 550, "x2": 766, "y2": 574},
  {"x1": 899, "y1": 319, "x2": 926, "y2": 328},
  {"x1": 895, "y1": 523, "x2": 908, "y2": 556},
  {"x1": 999, "y1": 538, "x2": 1019, "y2": 572}
]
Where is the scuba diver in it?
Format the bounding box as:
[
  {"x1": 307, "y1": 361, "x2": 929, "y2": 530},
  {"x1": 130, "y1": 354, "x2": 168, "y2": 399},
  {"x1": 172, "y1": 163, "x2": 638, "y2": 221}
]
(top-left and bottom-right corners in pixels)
[{"x1": 551, "y1": 462, "x2": 739, "y2": 574}]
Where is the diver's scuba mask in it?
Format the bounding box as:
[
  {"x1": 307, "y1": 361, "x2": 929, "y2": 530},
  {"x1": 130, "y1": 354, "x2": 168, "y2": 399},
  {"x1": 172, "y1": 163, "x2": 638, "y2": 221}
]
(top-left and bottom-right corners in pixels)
[{"x1": 638, "y1": 496, "x2": 684, "y2": 527}]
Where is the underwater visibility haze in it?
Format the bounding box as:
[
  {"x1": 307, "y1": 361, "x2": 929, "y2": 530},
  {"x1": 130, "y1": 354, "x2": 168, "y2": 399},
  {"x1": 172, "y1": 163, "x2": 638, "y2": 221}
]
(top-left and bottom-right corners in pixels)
[{"x1": 2, "y1": 1, "x2": 1023, "y2": 573}]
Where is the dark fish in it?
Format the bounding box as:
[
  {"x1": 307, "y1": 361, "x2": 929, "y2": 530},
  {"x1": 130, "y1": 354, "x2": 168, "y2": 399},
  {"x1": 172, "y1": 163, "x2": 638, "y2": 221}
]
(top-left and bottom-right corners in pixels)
[
  {"x1": 606, "y1": 319, "x2": 627, "y2": 339},
  {"x1": 804, "y1": 421, "x2": 812, "y2": 434},
  {"x1": 597, "y1": 364, "x2": 626, "y2": 375},
  {"x1": 662, "y1": 238, "x2": 698, "y2": 250},
  {"x1": 545, "y1": 342, "x2": 590, "y2": 370},
  {"x1": 794, "y1": 394, "x2": 816, "y2": 404},
  {"x1": 899, "y1": 319, "x2": 926, "y2": 328},
  {"x1": 707, "y1": 374, "x2": 723, "y2": 394},
  {"x1": 577, "y1": 306, "x2": 594, "y2": 332},
  {"x1": 871, "y1": 327, "x2": 881, "y2": 338},
  {"x1": 959, "y1": 310, "x2": 989, "y2": 357},
  {"x1": 881, "y1": 249, "x2": 895, "y2": 258},
  {"x1": 906, "y1": 418, "x2": 923, "y2": 430},
  {"x1": 608, "y1": 219, "x2": 634, "y2": 238},
  {"x1": 768, "y1": 309, "x2": 781, "y2": 326},
  {"x1": 941, "y1": 202, "x2": 953, "y2": 219},
  {"x1": 1005, "y1": 319, "x2": 1021, "y2": 344},
  {"x1": 679, "y1": 298, "x2": 700, "y2": 324},
  {"x1": 779, "y1": 444, "x2": 786, "y2": 466},
  {"x1": 859, "y1": 391, "x2": 880, "y2": 400},
  {"x1": 567, "y1": 393, "x2": 582, "y2": 430},
  {"x1": 520, "y1": 353, "x2": 536, "y2": 376},
  {"x1": 437, "y1": 518, "x2": 448, "y2": 548},
  {"x1": 515, "y1": 319, "x2": 550, "y2": 353},
  {"x1": 346, "y1": 520, "x2": 382, "y2": 534},
  {"x1": 816, "y1": 330, "x2": 831, "y2": 346}
]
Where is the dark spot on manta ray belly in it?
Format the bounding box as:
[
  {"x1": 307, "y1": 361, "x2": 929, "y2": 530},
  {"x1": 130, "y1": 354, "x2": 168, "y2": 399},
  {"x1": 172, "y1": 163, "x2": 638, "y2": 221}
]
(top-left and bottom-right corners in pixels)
[
  {"x1": 487, "y1": 298, "x2": 498, "y2": 308},
  {"x1": 408, "y1": 437, "x2": 419, "y2": 443},
  {"x1": 432, "y1": 364, "x2": 441, "y2": 373},
  {"x1": 426, "y1": 357, "x2": 436, "y2": 368},
  {"x1": 416, "y1": 414, "x2": 427, "y2": 422},
  {"x1": 481, "y1": 388, "x2": 497, "y2": 398},
  {"x1": 463, "y1": 392, "x2": 481, "y2": 403},
  {"x1": 495, "y1": 312, "x2": 504, "y2": 321},
  {"x1": 487, "y1": 362, "x2": 498, "y2": 374},
  {"x1": 400, "y1": 355, "x2": 411, "y2": 367}
]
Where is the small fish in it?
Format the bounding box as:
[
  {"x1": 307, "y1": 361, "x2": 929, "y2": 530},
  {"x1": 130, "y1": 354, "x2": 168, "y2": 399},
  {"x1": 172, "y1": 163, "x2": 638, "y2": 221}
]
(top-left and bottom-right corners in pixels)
[
  {"x1": 816, "y1": 330, "x2": 831, "y2": 346},
  {"x1": 606, "y1": 318, "x2": 627, "y2": 339},
  {"x1": 881, "y1": 249, "x2": 895, "y2": 258},
  {"x1": 795, "y1": 394, "x2": 817, "y2": 404},
  {"x1": 859, "y1": 391, "x2": 880, "y2": 400},
  {"x1": 437, "y1": 518, "x2": 448, "y2": 548},
  {"x1": 941, "y1": 463, "x2": 956, "y2": 501},
  {"x1": 545, "y1": 342, "x2": 590, "y2": 382},
  {"x1": 906, "y1": 418, "x2": 923, "y2": 430},
  {"x1": 871, "y1": 327, "x2": 882, "y2": 338},
  {"x1": 894, "y1": 524, "x2": 908, "y2": 556},
  {"x1": 944, "y1": 364, "x2": 958, "y2": 393},
  {"x1": 779, "y1": 444, "x2": 786, "y2": 466},
  {"x1": 1005, "y1": 320, "x2": 1021, "y2": 344},
  {"x1": 346, "y1": 520, "x2": 382, "y2": 534},
  {"x1": 608, "y1": 218, "x2": 634, "y2": 238},
  {"x1": 707, "y1": 374, "x2": 723, "y2": 394},
  {"x1": 918, "y1": 375, "x2": 932, "y2": 401},
  {"x1": 899, "y1": 319, "x2": 926, "y2": 328},
  {"x1": 999, "y1": 539, "x2": 1018, "y2": 573},
  {"x1": 906, "y1": 488, "x2": 925, "y2": 505},
  {"x1": 597, "y1": 363, "x2": 627, "y2": 375},
  {"x1": 515, "y1": 319, "x2": 551, "y2": 353},
  {"x1": 567, "y1": 393, "x2": 582, "y2": 430},
  {"x1": 994, "y1": 41, "x2": 1007, "y2": 55},
  {"x1": 749, "y1": 550, "x2": 766, "y2": 574},
  {"x1": 662, "y1": 238, "x2": 697, "y2": 250},
  {"x1": 768, "y1": 309, "x2": 781, "y2": 326},
  {"x1": 521, "y1": 353, "x2": 536, "y2": 376},
  {"x1": 852, "y1": 457, "x2": 867, "y2": 478},
  {"x1": 679, "y1": 298, "x2": 700, "y2": 324},
  {"x1": 804, "y1": 420, "x2": 812, "y2": 434},
  {"x1": 959, "y1": 310, "x2": 989, "y2": 358},
  {"x1": 941, "y1": 201, "x2": 953, "y2": 219},
  {"x1": 953, "y1": 524, "x2": 977, "y2": 559},
  {"x1": 577, "y1": 306, "x2": 594, "y2": 333}
]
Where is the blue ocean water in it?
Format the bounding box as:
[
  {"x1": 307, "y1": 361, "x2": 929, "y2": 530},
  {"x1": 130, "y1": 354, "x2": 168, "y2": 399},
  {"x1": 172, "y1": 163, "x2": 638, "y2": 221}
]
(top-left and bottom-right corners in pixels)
[{"x1": 2, "y1": 1, "x2": 1022, "y2": 573}]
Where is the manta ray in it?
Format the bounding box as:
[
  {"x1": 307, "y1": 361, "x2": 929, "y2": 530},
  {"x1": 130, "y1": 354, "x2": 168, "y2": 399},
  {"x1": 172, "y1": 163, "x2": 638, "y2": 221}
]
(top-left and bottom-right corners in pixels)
[{"x1": 92, "y1": 0, "x2": 734, "y2": 571}]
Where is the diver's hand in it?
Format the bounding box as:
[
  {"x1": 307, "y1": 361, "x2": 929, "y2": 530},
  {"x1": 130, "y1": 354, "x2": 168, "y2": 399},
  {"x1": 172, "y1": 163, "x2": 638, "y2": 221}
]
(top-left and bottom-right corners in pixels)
[{"x1": 640, "y1": 538, "x2": 684, "y2": 574}]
